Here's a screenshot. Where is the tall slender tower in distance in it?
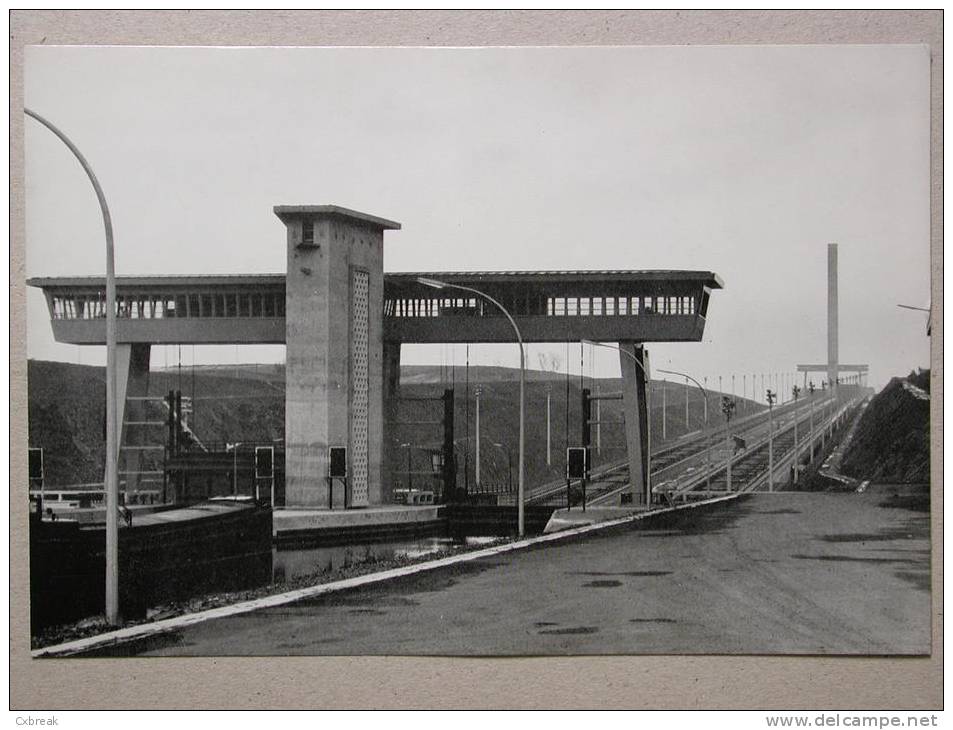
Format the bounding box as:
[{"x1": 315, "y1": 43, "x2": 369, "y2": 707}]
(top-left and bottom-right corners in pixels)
[{"x1": 827, "y1": 243, "x2": 838, "y2": 391}]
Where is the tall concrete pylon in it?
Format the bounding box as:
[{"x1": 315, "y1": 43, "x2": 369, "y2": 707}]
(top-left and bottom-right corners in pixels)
[{"x1": 827, "y1": 243, "x2": 838, "y2": 391}]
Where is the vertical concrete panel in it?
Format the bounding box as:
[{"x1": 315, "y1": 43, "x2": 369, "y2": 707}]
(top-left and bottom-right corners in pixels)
[
  {"x1": 349, "y1": 268, "x2": 371, "y2": 506},
  {"x1": 326, "y1": 220, "x2": 351, "y2": 508},
  {"x1": 284, "y1": 218, "x2": 330, "y2": 508},
  {"x1": 364, "y1": 231, "x2": 385, "y2": 506}
]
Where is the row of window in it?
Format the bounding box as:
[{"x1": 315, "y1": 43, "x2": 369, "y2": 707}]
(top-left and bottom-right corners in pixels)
[
  {"x1": 48, "y1": 292, "x2": 698, "y2": 321},
  {"x1": 384, "y1": 295, "x2": 697, "y2": 319},
  {"x1": 49, "y1": 292, "x2": 286, "y2": 320},
  {"x1": 550, "y1": 296, "x2": 696, "y2": 316}
]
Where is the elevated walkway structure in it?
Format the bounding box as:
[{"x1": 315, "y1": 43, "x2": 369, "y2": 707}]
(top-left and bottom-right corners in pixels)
[
  {"x1": 28, "y1": 204, "x2": 723, "y2": 509},
  {"x1": 29, "y1": 269, "x2": 721, "y2": 346}
]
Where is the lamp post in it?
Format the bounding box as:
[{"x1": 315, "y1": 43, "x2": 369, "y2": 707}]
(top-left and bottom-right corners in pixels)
[
  {"x1": 661, "y1": 378, "x2": 667, "y2": 440},
  {"x1": 658, "y1": 369, "x2": 711, "y2": 490},
  {"x1": 545, "y1": 383, "x2": 552, "y2": 466},
  {"x1": 596, "y1": 384, "x2": 602, "y2": 455},
  {"x1": 475, "y1": 386, "x2": 482, "y2": 485},
  {"x1": 703, "y1": 376, "x2": 709, "y2": 424},
  {"x1": 581, "y1": 339, "x2": 652, "y2": 503},
  {"x1": 417, "y1": 277, "x2": 525, "y2": 537},
  {"x1": 766, "y1": 389, "x2": 776, "y2": 491},
  {"x1": 684, "y1": 377, "x2": 689, "y2": 429},
  {"x1": 226, "y1": 442, "x2": 243, "y2": 496},
  {"x1": 808, "y1": 381, "x2": 816, "y2": 464},
  {"x1": 26, "y1": 108, "x2": 121, "y2": 626},
  {"x1": 721, "y1": 396, "x2": 736, "y2": 491},
  {"x1": 791, "y1": 385, "x2": 801, "y2": 483}
]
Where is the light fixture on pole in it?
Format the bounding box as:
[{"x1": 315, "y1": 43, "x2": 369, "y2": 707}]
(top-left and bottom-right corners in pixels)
[
  {"x1": 545, "y1": 383, "x2": 552, "y2": 466},
  {"x1": 26, "y1": 108, "x2": 121, "y2": 626},
  {"x1": 417, "y1": 277, "x2": 525, "y2": 537},
  {"x1": 791, "y1": 384, "x2": 801, "y2": 483},
  {"x1": 703, "y1": 376, "x2": 709, "y2": 424},
  {"x1": 226, "y1": 442, "x2": 243, "y2": 496},
  {"x1": 474, "y1": 385, "x2": 482, "y2": 486},
  {"x1": 766, "y1": 389, "x2": 777, "y2": 491},
  {"x1": 721, "y1": 396, "x2": 736, "y2": 491},
  {"x1": 661, "y1": 377, "x2": 667, "y2": 440},
  {"x1": 808, "y1": 381, "x2": 816, "y2": 464},
  {"x1": 581, "y1": 339, "x2": 652, "y2": 504}
]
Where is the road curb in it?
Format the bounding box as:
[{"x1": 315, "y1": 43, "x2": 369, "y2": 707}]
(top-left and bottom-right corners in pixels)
[{"x1": 33, "y1": 492, "x2": 741, "y2": 657}]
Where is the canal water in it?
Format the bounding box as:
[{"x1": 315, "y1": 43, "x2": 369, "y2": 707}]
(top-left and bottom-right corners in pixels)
[{"x1": 273, "y1": 536, "x2": 500, "y2": 584}]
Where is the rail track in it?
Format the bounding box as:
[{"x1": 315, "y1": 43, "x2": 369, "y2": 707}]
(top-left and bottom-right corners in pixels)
[{"x1": 524, "y1": 394, "x2": 852, "y2": 508}]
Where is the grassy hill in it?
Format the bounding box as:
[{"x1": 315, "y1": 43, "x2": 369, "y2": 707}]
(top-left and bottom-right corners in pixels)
[{"x1": 27, "y1": 359, "x2": 762, "y2": 490}]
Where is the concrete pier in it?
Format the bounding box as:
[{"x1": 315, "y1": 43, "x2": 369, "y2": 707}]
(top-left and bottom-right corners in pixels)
[{"x1": 275, "y1": 206, "x2": 400, "y2": 509}]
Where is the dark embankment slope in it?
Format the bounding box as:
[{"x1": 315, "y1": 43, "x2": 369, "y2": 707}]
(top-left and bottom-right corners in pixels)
[{"x1": 839, "y1": 370, "x2": 930, "y2": 484}]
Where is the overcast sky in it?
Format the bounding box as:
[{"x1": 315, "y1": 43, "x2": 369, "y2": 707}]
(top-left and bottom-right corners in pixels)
[{"x1": 24, "y1": 44, "x2": 931, "y2": 394}]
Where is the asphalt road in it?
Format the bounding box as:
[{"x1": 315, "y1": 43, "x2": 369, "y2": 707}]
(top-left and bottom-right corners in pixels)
[{"x1": 92, "y1": 487, "x2": 930, "y2": 656}]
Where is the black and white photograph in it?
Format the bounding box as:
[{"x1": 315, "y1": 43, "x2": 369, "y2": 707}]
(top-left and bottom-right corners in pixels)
[{"x1": 20, "y1": 34, "x2": 933, "y2": 671}]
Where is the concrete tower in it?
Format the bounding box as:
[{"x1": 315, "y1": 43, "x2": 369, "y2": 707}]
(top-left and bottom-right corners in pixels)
[
  {"x1": 275, "y1": 205, "x2": 400, "y2": 509},
  {"x1": 827, "y1": 243, "x2": 838, "y2": 390}
]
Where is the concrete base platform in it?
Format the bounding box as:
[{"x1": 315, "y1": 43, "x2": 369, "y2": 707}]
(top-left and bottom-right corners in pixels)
[
  {"x1": 273, "y1": 504, "x2": 445, "y2": 548},
  {"x1": 544, "y1": 505, "x2": 652, "y2": 533}
]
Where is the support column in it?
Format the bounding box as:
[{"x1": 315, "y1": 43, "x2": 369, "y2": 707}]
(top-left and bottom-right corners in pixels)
[
  {"x1": 382, "y1": 340, "x2": 402, "y2": 503},
  {"x1": 619, "y1": 342, "x2": 650, "y2": 505},
  {"x1": 276, "y1": 206, "x2": 400, "y2": 509},
  {"x1": 113, "y1": 343, "x2": 151, "y2": 498}
]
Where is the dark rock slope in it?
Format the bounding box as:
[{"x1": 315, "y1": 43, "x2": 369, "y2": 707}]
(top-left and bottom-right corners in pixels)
[{"x1": 840, "y1": 371, "x2": 930, "y2": 484}]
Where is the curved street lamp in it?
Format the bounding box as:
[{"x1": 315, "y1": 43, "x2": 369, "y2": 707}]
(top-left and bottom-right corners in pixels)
[
  {"x1": 580, "y1": 339, "x2": 651, "y2": 503},
  {"x1": 656, "y1": 368, "x2": 712, "y2": 491},
  {"x1": 26, "y1": 108, "x2": 121, "y2": 625},
  {"x1": 416, "y1": 277, "x2": 526, "y2": 537}
]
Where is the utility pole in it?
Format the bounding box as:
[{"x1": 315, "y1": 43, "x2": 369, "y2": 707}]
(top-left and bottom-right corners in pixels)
[
  {"x1": 662, "y1": 379, "x2": 667, "y2": 440},
  {"x1": 808, "y1": 381, "x2": 816, "y2": 464},
  {"x1": 766, "y1": 389, "x2": 776, "y2": 491},
  {"x1": 26, "y1": 108, "x2": 121, "y2": 626},
  {"x1": 742, "y1": 374, "x2": 747, "y2": 412},
  {"x1": 545, "y1": 384, "x2": 551, "y2": 467},
  {"x1": 721, "y1": 396, "x2": 736, "y2": 492},
  {"x1": 703, "y1": 376, "x2": 709, "y2": 424},
  {"x1": 475, "y1": 386, "x2": 482, "y2": 485},
  {"x1": 596, "y1": 384, "x2": 602, "y2": 455},
  {"x1": 684, "y1": 377, "x2": 689, "y2": 430},
  {"x1": 791, "y1": 384, "x2": 801, "y2": 483}
]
